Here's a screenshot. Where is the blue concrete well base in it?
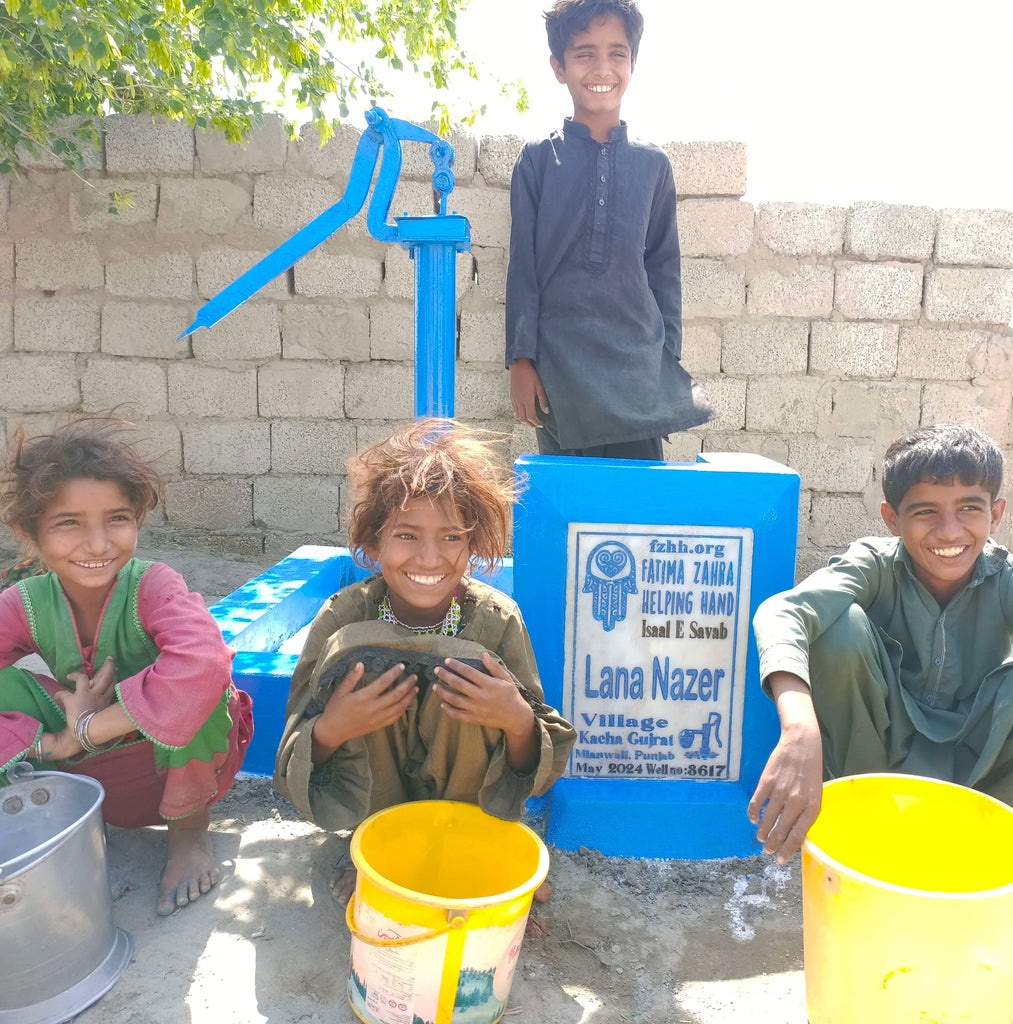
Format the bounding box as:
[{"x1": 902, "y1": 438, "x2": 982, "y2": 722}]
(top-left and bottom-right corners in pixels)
[{"x1": 513, "y1": 452, "x2": 799, "y2": 860}]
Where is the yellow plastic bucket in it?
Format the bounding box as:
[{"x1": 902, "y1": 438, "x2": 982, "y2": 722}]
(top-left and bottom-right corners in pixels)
[
  {"x1": 802, "y1": 774, "x2": 1013, "y2": 1023},
  {"x1": 345, "y1": 800, "x2": 549, "y2": 1024}
]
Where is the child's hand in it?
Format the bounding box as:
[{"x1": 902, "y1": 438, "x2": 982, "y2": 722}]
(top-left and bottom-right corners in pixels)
[
  {"x1": 747, "y1": 717, "x2": 823, "y2": 864},
  {"x1": 510, "y1": 359, "x2": 550, "y2": 428},
  {"x1": 44, "y1": 657, "x2": 118, "y2": 760},
  {"x1": 311, "y1": 661, "x2": 418, "y2": 761},
  {"x1": 434, "y1": 653, "x2": 536, "y2": 739}
]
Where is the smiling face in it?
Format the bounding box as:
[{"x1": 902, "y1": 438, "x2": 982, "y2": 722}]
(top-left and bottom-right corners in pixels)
[
  {"x1": 550, "y1": 13, "x2": 633, "y2": 137},
  {"x1": 35, "y1": 477, "x2": 140, "y2": 606},
  {"x1": 366, "y1": 495, "x2": 472, "y2": 627},
  {"x1": 881, "y1": 478, "x2": 1006, "y2": 604}
]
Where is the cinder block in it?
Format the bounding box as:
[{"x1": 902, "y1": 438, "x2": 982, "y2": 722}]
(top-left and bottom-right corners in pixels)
[
  {"x1": 664, "y1": 142, "x2": 747, "y2": 197},
  {"x1": 107, "y1": 251, "x2": 193, "y2": 300},
  {"x1": 896, "y1": 327, "x2": 990, "y2": 380},
  {"x1": 845, "y1": 202, "x2": 937, "y2": 260},
  {"x1": 270, "y1": 419, "x2": 357, "y2": 474},
  {"x1": 798, "y1": 490, "x2": 813, "y2": 548},
  {"x1": 282, "y1": 303, "x2": 369, "y2": 361},
  {"x1": 745, "y1": 376, "x2": 829, "y2": 433},
  {"x1": 196, "y1": 115, "x2": 287, "y2": 174},
  {"x1": 391, "y1": 179, "x2": 436, "y2": 219},
  {"x1": 400, "y1": 125, "x2": 477, "y2": 185},
  {"x1": 70, "y1": 181, "x2": 158, "y2": 232},
  {"x1": 692, "y1": 374, "x2": 746, "y2": 431},
  {"x1": 257, "y1": 360, "x2": 345, "y2": 419},
  {"x1": 722, "y1": 321, "x2": 807, "y2": 376},
  {"x1": 450, "y1": 187, "x2": 511, "y2": 248},
  {"x1": 0, "y1": 244, "x2": 12, "y2": 295},
  {"x1": 81, "y1": 357, "x2": 167, "y2": 414},
  {"x1": 936, "y1": 209, "x2": 1013, "y2": 268},
  {"x1": 478, "y1": 136, "x2": 525, "y2": 188},
  {"x1": 168, "y1": 363, "x2": 257, "y2": 417},
  {"x1": 293, "y1": 252, "x2": 382, "y2": 299},
  {"x1": 985, "y1": 334, "x2": 1012, "y2": 381},
  {"x1": 345, "y1": 362, "x2": 414, "y2": 419},
  {"x1": 102, "y1": 302, "x2": 194, "y2": 359},
  {"x1": 16, "y1": 239, "x2": 103, "y2": 290},
  {"x1": 133, "y1": 420, "x2": 183, "y2": 478},
  {"x1": 14, "y1": 117, "x2": 103, "y2": 171},
  {"x1": 455, "y1": 365, "x2": 511, "y2": 419},
  {"x1": 197, "y1": 247, "x2": 288, "y2": 300},
  {"x1": 924, "y1": 267, "x2": 1013, "y2": 325},
  {"x1": 748, "y1": 264, "x2": 834, "y2": 318},
  {"x1": 701, "y1": 431, "x2": 789, "y2": 465},
  {"x1": 14, "y1": 296, "x2": 100, "y2": 352},
  {"x1": 290, "y1": 122, "x2": 362, "y2": 178},
  {"x1": 253, "y1": 176, "x2": 343, "y2": 235},
  {"x1": 183, "y1": 420, "x2": 270, "y2": 474},
  {"x1": 474, "y1": 246, "x2": 506, "y2": 304},
  {"x1": 105, "y1": 115, "x2": 194, "y2": 174},
  {"x1": 795, "y1": 547, "x2": 838, "y2": 584},
  {"x1": 682, "y1": 259, "x2": 745, "y2": 318},
  {"x1": 460, "y1": 308, "x2": 505, "y2": 364},
  {"x1": 823, "y1": 380, "x2": 921, "y2": 443},
  {"x1": 158, "y1": 179, "x2": 251, "y2": 235},
  {"x1": 0, "y1": 354, "x2": 78, "y2": 410},
  {"x1": 254, "y1": 474, "x2": 341, "y2": 534},
  {"x1": 834, "y1": 262, "x2": 922, "y2": 320},
  {"x1": 810, "y1": 494, "x2": 884, "y2": 548},
  {"x1": 165, "y1": 477, "x2": 253, "y2": 531},
  {"x1": 663, "y1": 432, "x2": 703, "y2": 462},
  {"x1": 369, "y1": 301, "x2": 414, "y2": 361},
  {"x1": 383, "y1": 245, "x2": 414, "y2": 301},
  {"x1": 922, "y1": 381, "x2": 1012, "y2": 440},
  {"x1": 677, "y1": 200, "x2": 754, "y2": 257},
  {"x1": 810, "y1": 322, "x2": 899, "y2": 378},
  {"x1": 758, "y1": 203, "x2": 845, "y2": 256},
  {"x1": 788, "y1": 436, "x2": 875, "y2": 492},
  {"x1": 192, "y1": 303, "x2": 281, "y2": 362},
  {"x1": 680, "y1": 323, "x2": 722, "y2": 375},
  {"x1": 0, "y1": 304, "x2": 11, "y2": 353}
]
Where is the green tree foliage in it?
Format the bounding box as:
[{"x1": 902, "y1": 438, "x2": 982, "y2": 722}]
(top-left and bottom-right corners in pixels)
[{"x1": 0, "y1": 0, "x2": 514, "y2": 171}]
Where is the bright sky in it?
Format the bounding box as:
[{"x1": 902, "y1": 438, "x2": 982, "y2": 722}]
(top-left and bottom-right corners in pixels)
[{"x1": 359, "y1": 0, "x2": 1013, "y2": 209}]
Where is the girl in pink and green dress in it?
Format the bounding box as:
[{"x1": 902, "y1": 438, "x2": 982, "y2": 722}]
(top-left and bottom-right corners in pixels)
[{"x1": 0, "y1": 419, "x2": 252, "y2": 916}]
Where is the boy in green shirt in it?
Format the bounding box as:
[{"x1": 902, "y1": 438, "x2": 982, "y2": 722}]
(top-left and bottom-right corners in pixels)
[{"x1": 749, "y1": 424, "x2": 1013, "y2": 862}]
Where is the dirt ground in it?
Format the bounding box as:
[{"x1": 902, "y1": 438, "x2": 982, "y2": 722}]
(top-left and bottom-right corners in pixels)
[{"x1": 16, "y1": 533, "x2": 809, "y2": 1024}]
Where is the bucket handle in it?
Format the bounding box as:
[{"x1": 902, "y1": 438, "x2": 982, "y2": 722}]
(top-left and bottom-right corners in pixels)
[{"x1": 345, "y1": 900, "x2": 467, "y2": 948}]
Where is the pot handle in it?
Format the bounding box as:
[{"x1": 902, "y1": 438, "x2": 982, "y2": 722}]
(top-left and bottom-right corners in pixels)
[{"x1": 345, "y1": 900, "x2": 466, "y2": 947}]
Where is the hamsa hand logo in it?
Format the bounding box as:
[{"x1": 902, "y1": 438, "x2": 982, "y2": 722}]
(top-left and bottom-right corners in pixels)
[{"x1": 583, "y1": 541, "x2": 638, "y2": 632}]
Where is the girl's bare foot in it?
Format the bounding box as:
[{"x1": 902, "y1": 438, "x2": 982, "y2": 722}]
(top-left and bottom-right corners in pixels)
[
  {"x1": 328, "y1": 851, "x2": 357, "y2": 907},
  {"x1": 159, "y1": 809, "x2": 219, "y2": 917}
]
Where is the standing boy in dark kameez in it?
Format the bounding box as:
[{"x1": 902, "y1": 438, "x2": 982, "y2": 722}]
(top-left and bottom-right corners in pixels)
[
  {"x1": 749, "y1": 424, "x2": 1013, "y2": 864},
  {"x1": 506, "y1": 0, "x2": 712, "y2": 460}
]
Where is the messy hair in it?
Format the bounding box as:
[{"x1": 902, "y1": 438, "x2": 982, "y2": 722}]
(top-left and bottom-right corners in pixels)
[
  {"x1": 882, "y1": 424, "x2": 1004, "y2": 510},
  {"x1": 1, "y1": 417, "x2": 163, "y2": 543},
  {"x1": 347, "y1": 419, "x2": 520, "y2": 572},
  {"x1": 544, "y1": 0, "x2": 644, "y2": 65}
]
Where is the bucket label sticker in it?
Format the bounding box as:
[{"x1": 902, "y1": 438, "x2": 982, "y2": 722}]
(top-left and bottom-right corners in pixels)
[
  {"x1": 349, "y1": 899, "x2": 531, "y2": 1024},
  {"x1": 564, "y1": 523, "x2": 753, "y2": 782}
]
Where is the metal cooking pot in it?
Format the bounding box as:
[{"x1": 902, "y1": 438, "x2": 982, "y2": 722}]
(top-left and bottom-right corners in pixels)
[{"x1": 0, "y1": 766, "x2": 132, "y2": 1024}]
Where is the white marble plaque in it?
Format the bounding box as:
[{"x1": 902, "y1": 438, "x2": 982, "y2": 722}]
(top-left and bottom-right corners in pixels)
[{"x1": 563, "y1": 524, "x2": 753, "y2": 782}]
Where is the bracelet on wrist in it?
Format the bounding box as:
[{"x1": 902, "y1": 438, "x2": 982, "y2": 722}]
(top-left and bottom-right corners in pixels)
[{"x1": 75, "y1": 710, "x2": 113, "y2": 755}]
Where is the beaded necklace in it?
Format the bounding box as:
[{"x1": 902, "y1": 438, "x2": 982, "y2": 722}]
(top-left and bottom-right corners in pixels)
[{"x1": 378, "y1": 593, "x2": 461, "y2": 637}]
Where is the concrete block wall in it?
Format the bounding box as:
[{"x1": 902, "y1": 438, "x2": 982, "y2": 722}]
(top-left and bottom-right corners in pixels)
[{"x1": 1, "y1": 115, "x2": 1011, "y2": 572}]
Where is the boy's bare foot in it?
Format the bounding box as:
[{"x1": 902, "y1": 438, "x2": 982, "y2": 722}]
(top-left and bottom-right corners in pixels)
[
  {"x1": 159, "y1": 809, "x2": 219, "y2": 917},
  {"x1": 329, "y1": 851, "x2": 358, "y2": 907}
]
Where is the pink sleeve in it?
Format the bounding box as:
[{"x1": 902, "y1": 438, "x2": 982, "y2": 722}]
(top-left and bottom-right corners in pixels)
[
  {"x1": 115, "y1": 562, "x2": 235, "y2": 748},
  {"x1": 0, "y1": 585, "x2": 39, "y2": 667},
  {"x1": 0, "y1": 586, "x2": 52, "y2": 770}
]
